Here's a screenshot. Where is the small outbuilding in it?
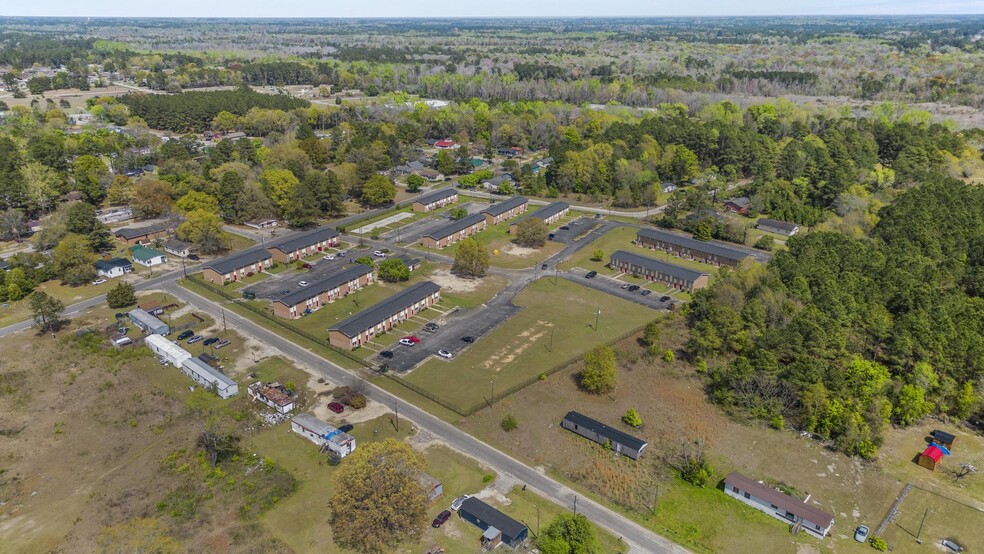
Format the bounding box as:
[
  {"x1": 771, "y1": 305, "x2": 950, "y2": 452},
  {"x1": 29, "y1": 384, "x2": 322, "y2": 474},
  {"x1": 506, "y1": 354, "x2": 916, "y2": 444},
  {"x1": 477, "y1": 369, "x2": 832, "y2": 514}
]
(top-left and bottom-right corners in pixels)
[
  {"x1": 932, "y1": 430, "x2": 956, "y2": 450},
  {"x1": 419, "y1": 473, "x2": 444, "y2": 502},
  {"x1": 918, "y1": 445, "x2": 945, "y2": 471}
]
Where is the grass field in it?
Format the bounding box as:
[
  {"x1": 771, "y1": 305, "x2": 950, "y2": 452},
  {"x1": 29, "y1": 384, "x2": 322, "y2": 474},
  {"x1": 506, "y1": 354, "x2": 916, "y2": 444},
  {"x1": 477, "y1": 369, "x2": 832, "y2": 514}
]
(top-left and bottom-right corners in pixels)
[
  {"x1": 440, "y1": 219, "x2": 566, "y2": 269},
  {"x1": 880, "y1": 486, "x2": 984, "y2": 553},
  {"x1": 403, "y1": 278, "x2": 656, "y2": 411}
]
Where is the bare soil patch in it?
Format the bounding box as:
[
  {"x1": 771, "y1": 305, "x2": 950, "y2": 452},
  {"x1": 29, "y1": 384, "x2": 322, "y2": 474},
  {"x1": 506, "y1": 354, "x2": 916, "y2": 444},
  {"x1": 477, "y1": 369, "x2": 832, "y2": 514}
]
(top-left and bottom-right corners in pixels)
[{"x1": 427, "y1": 268, "x2": 485, "y2": 293}]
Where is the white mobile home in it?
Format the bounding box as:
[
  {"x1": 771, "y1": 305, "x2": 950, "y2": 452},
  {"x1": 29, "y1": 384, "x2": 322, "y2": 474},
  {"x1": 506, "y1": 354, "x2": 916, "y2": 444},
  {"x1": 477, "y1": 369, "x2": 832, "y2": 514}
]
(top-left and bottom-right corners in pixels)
[
  {"x1": 144, "y1": 334, "x2": 191, "y2": 367},
  {"x1": 181, "y1": 357, "x2": 239, "y2": 399},
  {"x1": 290, "y1": 413, "x2": 357, "y2": 458},
  {"x1": 723, "y1": 472, "x2": 834, "y2": 539}
]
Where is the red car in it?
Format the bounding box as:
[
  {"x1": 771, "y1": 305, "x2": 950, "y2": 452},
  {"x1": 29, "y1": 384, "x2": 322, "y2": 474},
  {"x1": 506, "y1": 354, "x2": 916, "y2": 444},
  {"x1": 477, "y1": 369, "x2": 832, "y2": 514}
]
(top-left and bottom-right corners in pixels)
[
  {"x1": 302, "y1": 263, "x2": 314, "y2": 269},
  {"x1": 432, "y1": 510, "x2": 452, "y2": 528},
  {"x1": 406, "y1": 335, "x2": 421, "y2": 344},
  {"x1": 327, "y1": 402, "x2": 344, "y2": 414}
]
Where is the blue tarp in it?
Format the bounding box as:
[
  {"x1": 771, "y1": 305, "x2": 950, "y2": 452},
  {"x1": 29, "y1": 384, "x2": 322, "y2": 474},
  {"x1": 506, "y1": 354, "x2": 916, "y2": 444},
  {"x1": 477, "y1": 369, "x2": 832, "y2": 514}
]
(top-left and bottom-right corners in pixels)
[{"x1": 932, "y1": 442, "x2": 952, "y2": 455}]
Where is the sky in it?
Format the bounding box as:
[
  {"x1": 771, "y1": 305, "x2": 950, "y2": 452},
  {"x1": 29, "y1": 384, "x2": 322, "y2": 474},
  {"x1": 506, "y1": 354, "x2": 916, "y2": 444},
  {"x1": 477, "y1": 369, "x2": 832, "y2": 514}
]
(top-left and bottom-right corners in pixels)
[{"x1": 4, "y1": 0, "x2": 984, "y2": 17}]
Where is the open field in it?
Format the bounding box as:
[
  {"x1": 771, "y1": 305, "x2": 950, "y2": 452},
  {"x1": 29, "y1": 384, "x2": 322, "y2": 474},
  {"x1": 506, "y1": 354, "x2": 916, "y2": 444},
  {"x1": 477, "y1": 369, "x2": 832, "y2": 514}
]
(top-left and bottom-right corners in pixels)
[
  {"x1": 403, "y1": 278, "x2": 656, "y2": 411},
  {"x1": 440, "y1": 220, "x2": 566, "y2": 269},
  {"x1": 880, "y1": 486, "x2": 984, "y2": 553}
]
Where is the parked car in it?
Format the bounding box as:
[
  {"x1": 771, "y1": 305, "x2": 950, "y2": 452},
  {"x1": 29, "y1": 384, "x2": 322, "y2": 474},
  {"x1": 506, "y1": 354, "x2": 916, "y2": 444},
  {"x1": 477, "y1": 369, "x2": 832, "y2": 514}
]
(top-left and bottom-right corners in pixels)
[
  {"x1": 399, "y1": 338, "x2": 416, "y2": 347},
  {"x1": 380, "y1": 350, "x2": 394, "y2": 358},
  {"x1": 437, "y1": 349, "x2": 453, "y2": 359},
  {"x1": 659, "y1": 295, "x2": 671, "y2": 302},
  {"x1": 424, "y1": 322, "x2": 439, "y2": 332},
  {"x1": 177, "y1": 330, "x2": 195, "y2": 341},
  {"x1": 432, "y1": 510, "x2": 452, "y2": 528},
  {"x1": 620, "y1": 283, "x2": 631, "y2": 289},
  {"x1": 641, "y1": 289, "x2": 652, "y2": 296},
  {"x1": 336, "y1": 251, "x2": 346, "y2": 257},
  {"x1": 461, "y1": 336, "x2": 475, "y2": 343},
  {"x1": 854, "y1": 526, "x2": 869, "y2": 543},
  {"x1": 242, "y1": 290, "x2": 256, "y2": 300},
  {"x1": 188, "y1": 254, "x2": 200, "y2": 261},
  {"x1": 406, "y1": 335, "x2": 421, "y2": 344},
  {"x1": 214, "y1": 339, "x2": 230, "y2": 349},
  {"x1": 585, "y1": 270, "x2": 597, "y2": 279},
  {"x1": 450, "y1": 495, "x2": 471, "y2": 511},
  {"x1": 541, "y1": 263, "x2": 548, "y2": 270},
  {"x1": 942, "y1": 539, "x2": 964, "y2": 552},
  {"x1": 203, "y1": 338, "x2": 219, "y2": 346},
  {"x1": 299, "y1": 281, "x2": 310, "y2": 287},
  {"x1": 187, "y1": 335, "x2": 204, "y2": 344},
  {"x1": 338, "y1": 424, "x2": 354, "y2": 433},
  {"x1": 327, "y1": 402, "x2": 344, "y2": 414},
  {"x1": 373, "y1": 250, "x2": 386, "y2": 257},
  {"x1": 323, "y1": 254, "x2": 335, "y2": 260},
  {"x1": 302, "y1": 263, "x2": 314, "y2": 269},
  {"x1": 559, "y1": 225, "x2": 570, "y2": 230},
  {"x1": 91, "y1": 278, "x2": 107, "y2": 285},
  {"x1": 628, "y1": 285, "x2": 640, "y2": 292}
]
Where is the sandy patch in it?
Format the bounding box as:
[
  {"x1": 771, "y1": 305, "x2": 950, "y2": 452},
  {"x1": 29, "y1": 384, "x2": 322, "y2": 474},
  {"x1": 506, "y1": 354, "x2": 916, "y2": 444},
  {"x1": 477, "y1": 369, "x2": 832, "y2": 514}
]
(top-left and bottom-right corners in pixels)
[
  {"x1": 351, "y1": 212, "x2": 414, "y2": 234},
  {"x1": 428, "y1": 268, "x2": 485, "y2": 293},
  {"x1": 308, "y1": 374, "x2": 391, "y2": 425},
  {"x1": 474, "y1": 486, "x2": 511, "y2": 507},
  {"x1": 499, "y1": 243, "x2": 540, "y2": 257},
  {"x1": 479, "y1": 321, "x2": 553, "y2": 371}
]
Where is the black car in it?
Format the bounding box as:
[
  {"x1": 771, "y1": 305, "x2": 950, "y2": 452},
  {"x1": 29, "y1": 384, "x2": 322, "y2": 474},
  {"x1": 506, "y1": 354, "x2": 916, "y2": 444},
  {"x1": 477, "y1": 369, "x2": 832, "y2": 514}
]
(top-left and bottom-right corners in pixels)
[
  {"x1": 188, "y1": 254, "x2": 200, "y2": 261},
  {"x1": 203, "y1": 337, "x2": 219, "y2": 346},
  {"x1": 594, "y1": 213, "x2": 602, "y2": 219},
  {"x1": 380, "y1": 350, "x2": 394, "y2": 359},
  {"x1": 659, "y1": 295, "x2": 671, "y2": 302},
  {"x1": 461, "y1": 336, "x2": 475, "y2": 343},
  {"x1": 585, "y1": 270, "x2": 598, "y2": 278},
  {"x1": 338, "y1": 424, "x2": 354, "y2": 433},
  {"x1": 559, "y1": 225, "x2": 570, "y2": 230},
  {"x1": 628, "y1": 285, "x2": 641, "y2": 292},
  {"x1": 541, "y1": 264, "x2": 548, "y2": 270},
  {"x1": 424, "y1": 322, "x2": 439, "y2": 332},
  {"x1": 641, "y1": 290, "x2": 652, "y2": 296},
  {"x1": 177, "y1": 330, "x2": 195, "y2": 340}
]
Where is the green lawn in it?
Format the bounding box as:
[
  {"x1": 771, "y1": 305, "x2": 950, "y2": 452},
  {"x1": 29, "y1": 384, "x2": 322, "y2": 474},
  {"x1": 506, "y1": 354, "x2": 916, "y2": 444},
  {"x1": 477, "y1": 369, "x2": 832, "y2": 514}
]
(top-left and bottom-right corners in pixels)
[
  {"x1": 880, "y1": 487, "x2": 984, "y2": 553},
  {"x1": 403, "y1": 278, "x2": 656, "y2": 411},
  {"x1": 439, "y1": 218, "x2": 564, "y2": 269}
]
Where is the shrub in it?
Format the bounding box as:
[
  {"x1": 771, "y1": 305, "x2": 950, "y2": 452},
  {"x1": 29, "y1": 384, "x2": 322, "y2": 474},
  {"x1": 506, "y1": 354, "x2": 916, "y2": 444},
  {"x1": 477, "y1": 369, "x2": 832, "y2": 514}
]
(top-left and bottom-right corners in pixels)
[
  {"x1": 680, "y1": 457, "x2": 713, "y2": 487},
  {"x1": 662, "y1": 349, "x2": 675, "y2": 362},
  {"x1": 869, "y1": 537, "x2": 888, "y2": 551},
  {"x1": 622, "y1": 408, "x2": 643, "y2": 428},
  {"x1": 590, "y1": 249, "x2": 604, "y2": 262},
  {"x1": 770, "y1": 415, "x2": 785, "y2": 430},
  {"x1": 482, "y1": 474, "x2": 495, "y2": 483},
  {"x1": 348, "y1": 394, "x2": 367, "y2": 409},
  {"x1": 579, "y1": 345, "x2": 617, "y2": 394},
  {"x1": 500, "y1": 414, "x2": 518, "y2": 432},
  {"x1": 754, "y1": 234, "x2": 775, "y2": 251}
]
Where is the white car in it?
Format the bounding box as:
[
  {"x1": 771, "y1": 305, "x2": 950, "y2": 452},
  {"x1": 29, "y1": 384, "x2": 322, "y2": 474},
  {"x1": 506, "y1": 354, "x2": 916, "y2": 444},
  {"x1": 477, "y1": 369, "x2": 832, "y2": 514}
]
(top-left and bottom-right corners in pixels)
[
  {"x1": 450, "y1": 495, "x2": 471, "y2": 511},
  {"x1": 323, "y1": 254, "x2": 335, "y2": 260},
  {"x1": 373, "y1": 250, "x2": 386, "y2": 257},
  {"x1": 399, "y1": 338, "x2": 415, "y2": 346},
  {"x1": 854, "y1": 525, "x2": 869, "y2": 543},
  {"x1": 437, "y1": 349, "x2": 453, "y2": 359},
  {"x1": 298, "y1": 281, "x2": 310, "y2": 287},
  {"x1": 91, "y1": 279, "x2": 107, "y2": 285}
]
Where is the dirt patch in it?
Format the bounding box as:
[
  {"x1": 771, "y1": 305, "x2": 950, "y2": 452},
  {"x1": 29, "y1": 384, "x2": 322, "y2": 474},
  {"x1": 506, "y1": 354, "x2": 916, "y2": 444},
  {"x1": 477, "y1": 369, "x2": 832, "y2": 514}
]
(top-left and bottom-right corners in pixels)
[
  {"x1": 478, "y1": 321, "x2": 553, "y2": 371},
  {"x1": 499, "y1": 243, "x2": 540, "y2": 257},
  {"x1": 428, "y1": 268, "x2": 486, "y2": 293}
]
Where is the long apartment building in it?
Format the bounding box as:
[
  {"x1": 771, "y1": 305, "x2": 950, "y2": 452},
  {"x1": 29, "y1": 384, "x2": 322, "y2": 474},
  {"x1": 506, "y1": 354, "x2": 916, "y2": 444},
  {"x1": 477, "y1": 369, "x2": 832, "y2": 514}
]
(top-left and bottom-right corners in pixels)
[
  {"x1": 481, "y1": 196, "x2": 528, "y2": 225},
  {"x1": 328, "y1": 281, "x2": 441, "y2": 350},
  {"x1": 421, "y1": 213, "x2": 487, "y2": 249},
  {"x1": 610, "y1": 250, "x2": 711, "y2": 292},
  {"x1": 636, "y1": 228, "x2": 752, "y2": 268},
  {"x1": 267, "y1": 227, "x2": 340, "y2": 263},
  {"x1": 271, "y1": 264, "x2": 375, "y2": 319},
  {"x1": 508, "y1": 201, "x2": 569, "y2": 234},
  {"x1": 202, "y1": 247, "x2": 272, "y2": 285},
  {"x1": 411, "y1": 188, "x2": 458, "y2": 212}
]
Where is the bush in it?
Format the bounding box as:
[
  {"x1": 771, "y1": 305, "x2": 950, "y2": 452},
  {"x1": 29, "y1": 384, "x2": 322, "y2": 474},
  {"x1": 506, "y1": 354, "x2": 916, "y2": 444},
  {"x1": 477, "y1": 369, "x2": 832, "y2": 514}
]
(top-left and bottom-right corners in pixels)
[
  {"x1": 106, "y1": 281, "x2": 137, "y2": 309},
  {"x1": 482, "y1": 474, "x2": 495, "y2": 483},
  {"x1": 590, "y1": 249, "x2": 604, "y2": 262},
  {"x1": 662, "y1": 349, "x2": 675, "y2": 362},
  {"x1": 680, "y1": 457, "x2": 713, "y2": 487},
  {"x1": 500, "y1": 414, "x2": 518, "y2": 432},
  {"x1": 622, "y1": 408, "x2": 643, "y2": 428},
  {"x1": 754, "y1": 234, "x2": 775, "y2": 251},
  {"x1": 869, "y1": 537, "x2": 888, "y2": 551},
  {"x1": 770, "y1": 415, "x2": 785, "y2": 430},
  {"x1": 348, "y1": 394, "x2": 367, "y2": 409}
]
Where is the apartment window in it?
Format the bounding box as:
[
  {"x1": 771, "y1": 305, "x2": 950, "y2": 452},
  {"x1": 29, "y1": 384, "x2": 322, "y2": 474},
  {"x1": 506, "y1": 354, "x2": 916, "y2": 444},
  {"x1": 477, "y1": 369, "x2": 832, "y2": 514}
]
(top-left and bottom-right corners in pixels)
[{"x1": 743, "y1": 492, "x2": 751, "y2": 499}]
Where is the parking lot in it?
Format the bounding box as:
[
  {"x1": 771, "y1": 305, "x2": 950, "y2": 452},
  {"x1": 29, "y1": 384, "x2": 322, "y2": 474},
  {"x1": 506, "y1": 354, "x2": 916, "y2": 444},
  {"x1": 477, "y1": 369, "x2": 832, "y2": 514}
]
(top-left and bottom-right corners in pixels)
[
  {"x1": 382, "y1": 201, "x2": 489, "y2": 243},
  {"x1": 560, "y1": 268, "x2": 675, "y2": 310},
  {"x1": 242, "y1": 251, "x2": 374, "y2": 301},
  {"x1": 374, "y1": 280, "x2": 526, "y2": 372},
  {"x1": 549, "y1": 217, "x2": 602, "y2": 244}
]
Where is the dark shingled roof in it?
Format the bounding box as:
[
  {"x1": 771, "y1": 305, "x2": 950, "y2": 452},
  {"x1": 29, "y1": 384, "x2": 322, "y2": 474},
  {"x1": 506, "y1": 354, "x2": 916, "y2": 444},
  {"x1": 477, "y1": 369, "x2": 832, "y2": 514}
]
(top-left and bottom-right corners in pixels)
[
  {"x1": 724, "y1": 472, "x2": 835, "y2": 528},
  {"x1": 611, "y1": 250, "x2": 709, "y2": 283},
  {"x1": 459, "y1": 497, "x2": 528, "y2": 540},
  {"x1": 268, "y1": 227, "x2": 339, "y2": 254},
  {"x1": 330, "y1": 281, "x2": 440, "y2": 338},
  {"x1": 412, "y1": 187, "x2": 457, "y2": 206},
  {"x1": 95, "y1": 257, "x2": 132, "y2": 271},
  {"x1": 204, "y1": 247, "x2": 272, "y2": 276},
  {"x1": 757, "y1": 218, "x2": 799, "y2": 232},
  {"x1": 563, "y1": 411, "x2": 648, "y2": 452},
  {"x1": 114, "y1": 221, "x2": 173, "y2": 240},
  {"x1": 637, "y1": 228, "x2": 752, "y2": 263},
  {"x1": 274, "y1": 265, "x2": 373, "y2": 308},
  {"x1": 481, "y1": 196, "x2": 527, "y2": 218},
  {"x1": 510, "y1": 201, "x2": 569, "y2": 226},
  {"x1": 423, "y1": 213, "x2": 486, "y2": 240}
]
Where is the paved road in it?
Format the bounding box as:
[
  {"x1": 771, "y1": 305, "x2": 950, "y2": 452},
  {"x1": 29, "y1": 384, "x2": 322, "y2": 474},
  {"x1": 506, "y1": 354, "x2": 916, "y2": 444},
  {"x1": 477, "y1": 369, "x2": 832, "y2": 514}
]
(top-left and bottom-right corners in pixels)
[
  {"x1": 164, "y1": 280, "x2": 686, "y2": 553},
  {"x1": 456, "y1": 188, "x2": 663, "y2": 219}
]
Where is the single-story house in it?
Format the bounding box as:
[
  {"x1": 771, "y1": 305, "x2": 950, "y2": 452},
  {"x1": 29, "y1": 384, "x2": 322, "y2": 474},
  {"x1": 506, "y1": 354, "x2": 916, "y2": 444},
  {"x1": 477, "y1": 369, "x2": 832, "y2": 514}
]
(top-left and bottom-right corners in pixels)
[
  {"x1": 95, "y1": 257, "x2": 133, "y2": 278},
  {"x1": 394, "y1": 160, "x2": 426, "y2": 175},
  {"x1": 561, "y1": 411, "x2": 649, "y2": 460},
  {"x1": 723, "y1": 197, "x2": 751, "y2": 215},
  {"x1": 245, "y1": 218, "x2": 278, "y2": 230},
  {"x1": 144, "y1": 334, "x2": 191, "y2": 367},
  {"x1": 201, "y1": 248, "x2": 272, "y2": 285},
  {"x1": 139, "y1": 302, "x2": 165, "y2": 316},
  {"x1": 458, "y1": 497, "x2": 529, "y2": 549},
  {"x1": 508, "y1": 201, "x2": 569, "y2": 235},
  {"x1": 434, "y1": 139, "x2": 458, "y2": 149},
  {"x1": 532, "y1": 156, "x2": 554, "y2": 173},
  {"x1": 328, "y1": 281, "x2": 441, "y2": 350},
  {"x1": 0, "y1": 260, "x2": 8, "y2": 271},
  {"x1": 247, "y1": 381, "x2": 296, "y2": 414},
  {"x1": 421, "y1": 213, "x2": 487, "y2": 249},
  {"x1": 723, "y1": 472, "x2": 835, "y2": 539},
  {"x1": 290, "y1": 413, "x2": 357, "y2": 458},
  {"x1": 932, "y1": 430, "x2": 956, "y2": 450},
  {"x1": 271, "y1": 264, "x2": 375, "y2": 319},
  {"x1": 918, "y1": 445, "x2": 945, "y2": 471},
  {"x1": 96, "y1": 207, "x2": 134, "y2": 225},
  {"x1": 114, "y1": 221, "x2": 175, "y2": 245},
  {"x1": 181, "y1": 357, "x2": 238, "y2": 399},
  {"x1": 266, "y1": 227, "x2": 340, "y2": 263},
  {"x1": 610, "y1": 250, "x2": 711, "y2": 292},
  {"x1": 128, "y1": 308, "x2": 169, "y2": 335},
  {"x1": 757, "y1": 218, "x2": 800, "y2": 237},
  {"x1": 419, "y1": 473, "x2": 444, "y2": 502},
  {"x1": 660, "y1": 182, "x2": 678, "y2": 194},
  {"x1": 496, "y1": 147, "x2": 517, "y2": 158},
  {"x1": 130, "y1": 245, "x2": 167, "y2": 267},
  {"x1": 163, "y1": 239, "x2": 194, "y2": 258},
  {"x1": 412, "y1": 188, "x2": 458, "y2": 213},
  {"x1": 481, "y1": 196, "x2": 528, "y2": 225},
  {"x1": 482, "y1": 175, "x2": 513, "y2": 191},
  {"x1": 636, "y1": 228, "x2": 753, "y2": 268},
  {"x1": 420, "y1": 169, "x2": 444, "y2": 181}
]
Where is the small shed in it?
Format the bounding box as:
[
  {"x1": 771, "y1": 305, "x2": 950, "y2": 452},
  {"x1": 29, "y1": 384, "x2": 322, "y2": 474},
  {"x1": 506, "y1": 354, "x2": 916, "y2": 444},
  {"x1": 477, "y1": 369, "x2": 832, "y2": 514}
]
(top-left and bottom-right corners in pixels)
[
  {"x1": 932, "y1": 430, "x2": 956, "y2": 450},
  {"x1": 419, "y1": 473, "x2": 444, "y2": 502},
  {"x1": 918, "y1": 445, "x2": 944, "y2": 471}
]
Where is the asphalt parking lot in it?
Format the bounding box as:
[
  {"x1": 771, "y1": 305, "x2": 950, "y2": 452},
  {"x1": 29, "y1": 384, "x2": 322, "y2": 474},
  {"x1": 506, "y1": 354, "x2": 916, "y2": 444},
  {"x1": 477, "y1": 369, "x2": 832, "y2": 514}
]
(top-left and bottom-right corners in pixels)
[
  {"x1": 382, "y1": 201, "x2": 488, "y2": 243},
  {"x1": 375, "y1": 280, "x2": 526, "y2": 372},
  {"x1": 549, "y1": 217, "x2": 602, "y2": 244},
  {"x1": 242, "y1": 252, "x2": 373, "y2": 300},
  {"x1": 560, "y1": 269, "x2": 675, "y2": 310}
]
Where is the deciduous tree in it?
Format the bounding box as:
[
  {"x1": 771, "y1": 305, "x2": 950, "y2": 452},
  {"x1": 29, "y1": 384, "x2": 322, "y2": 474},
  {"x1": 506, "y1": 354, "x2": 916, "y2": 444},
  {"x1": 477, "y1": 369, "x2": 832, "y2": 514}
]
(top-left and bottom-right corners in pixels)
[
  {"x1": 580, "y1": 345, "x2": 617, "y2": 394},
  {"x1": 361, "y1": 174, "x2": 396, "y2": 206},
  {"x1": 452, "y1": 237, "x2": 489, "y2": 278},
  {"x1": 106, "y1": 282, "x2": 137, "y2": 309},
  {"x1": 52, "y1": 233, "x2": 96, "y2": 285},
  {"x1": 537, "y1": 513, "x2": 600, "y2": 554},
  {"x1": 514, "y1": 217, "x2": 547, "y2": 248},
  {"x1": 29, "y1": 291, "x2": 65, "y2": 332},
  {"x1": 378, "y1": 258, "x2": 410, "y2": 282}
]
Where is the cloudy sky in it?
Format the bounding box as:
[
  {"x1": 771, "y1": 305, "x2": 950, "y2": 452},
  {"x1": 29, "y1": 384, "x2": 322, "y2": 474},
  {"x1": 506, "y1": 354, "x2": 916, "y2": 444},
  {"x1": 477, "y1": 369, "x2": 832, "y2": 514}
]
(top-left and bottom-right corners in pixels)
[{"x1": 4, "y1": 0, "x2": 984, "y2": 17}]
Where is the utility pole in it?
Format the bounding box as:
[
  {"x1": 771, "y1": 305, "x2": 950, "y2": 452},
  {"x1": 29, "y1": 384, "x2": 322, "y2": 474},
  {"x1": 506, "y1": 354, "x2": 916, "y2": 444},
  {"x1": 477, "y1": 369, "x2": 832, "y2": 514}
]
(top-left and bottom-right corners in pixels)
[
  {"x1": 490, "y1": 380, "x2": 494, "y2": 405},
  {"x1": 916, "y1": 508, "x2": 929, "y2": 544},
  {"x1": 394, "y1": 400, "x2": 400, "y2": 432},
  {"x1": 221, "y1": 308, "x2": 227, "y2": 332},
  {"x1": 573, "y1": 496, "x2": 578, "y2": 516},
  {"x1": 594, "y1": 306, "x2": 600, "y2": 332},
  {"x1": 181, "y1": 257, "x2": 187, "y2": 279}
]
